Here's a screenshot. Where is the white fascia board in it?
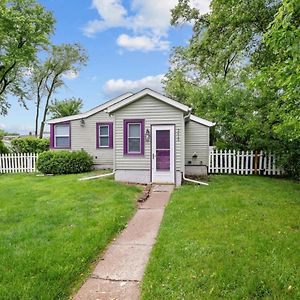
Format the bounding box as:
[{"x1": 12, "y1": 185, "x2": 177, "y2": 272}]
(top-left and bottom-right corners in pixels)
[
  {"x1": 190, "y1": 114, "x2": 215, "y2": 127},
  {"x1": 47, "y1": 92, "x2": 133, "y2": 124},
  {"x1": 106, "y1": 88, "x2": 191, "y2": 113}
]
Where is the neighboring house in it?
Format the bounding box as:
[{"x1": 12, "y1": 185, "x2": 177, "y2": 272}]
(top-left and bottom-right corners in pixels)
[{"x1": 48, "y1": 88, "x2": 214, "y2": 186}]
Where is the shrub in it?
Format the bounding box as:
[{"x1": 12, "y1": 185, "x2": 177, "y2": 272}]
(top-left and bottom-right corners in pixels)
[
  {"x1": 11, "y1": 137, "x2": 49, "y2": 153},
  {"x1": 37, "y1": 150, "x2": 93, "y2": 175},
  {"x1": 0, "y1": 140, "x2": 9, "y2": 154}
]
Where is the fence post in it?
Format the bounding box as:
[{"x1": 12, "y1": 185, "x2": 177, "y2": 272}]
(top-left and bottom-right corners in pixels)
[
  {"x1": 208, "y1": 147, "x2": 211, "y2": 174},
  {"x1": 224, "y1": 149, "x2": 228, "y2": 173},
  {"x1": 245, "y1": 151, "x2": 249, "y2": 174},
  {"x1": 249, "y1": 151, "x2": 253, "y2": 175},
  {"x1": 254, "y1": 151, "x2": 258, "y2": 175}
]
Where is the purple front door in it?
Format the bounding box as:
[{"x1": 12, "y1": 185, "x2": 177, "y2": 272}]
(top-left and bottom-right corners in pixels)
[{"x1": 156, "y1": 130, "x2": 170, "y2": 171}]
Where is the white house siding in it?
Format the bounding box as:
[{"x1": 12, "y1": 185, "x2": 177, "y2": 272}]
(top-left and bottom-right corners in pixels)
[
  {"x1": 185, "y1": 120, "x2": 209, "y2": 166},
  {"x1": 114, "y1": 95, "x2": 184, "y2": 173},
  {"x1": 70, "y1": 111, "x2": 114, "y2": 167}
]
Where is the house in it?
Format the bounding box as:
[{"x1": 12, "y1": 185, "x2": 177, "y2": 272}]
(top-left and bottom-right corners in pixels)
[{"x1": 48, "y1": 88, "x2": 214, "y2": 186}]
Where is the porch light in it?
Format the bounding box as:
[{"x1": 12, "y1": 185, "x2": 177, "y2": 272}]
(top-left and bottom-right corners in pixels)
[
  {"x1": 80, "y1": 119, "x2": 85, "y2": 127},
  {"x1": 145, "y1": 129, "x2": 151, "y2": 142}
]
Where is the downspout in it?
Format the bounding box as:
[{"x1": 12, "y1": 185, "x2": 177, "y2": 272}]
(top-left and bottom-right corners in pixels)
[
  {"x1": 79, "y1": 170, "x2": 115, "y2": 181},
  {"x1": 183, "y1": 109, "x2": 209, "y2": 186}
]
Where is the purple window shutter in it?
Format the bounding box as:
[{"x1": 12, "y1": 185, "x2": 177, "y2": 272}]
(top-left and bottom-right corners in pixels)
[
  {"x1": 141, "y1": 120, "x2": 145, "y2": 155},
  {"x1": 109, "y1": 122, "x2": 113, "y2": 148},
  {"x1": 123, "y1": 119, "x2": 145, "y2": 155},
  {"x1": 50, "y1": 124, "x2": 54, "y2": 149},
  {"x1": 68, "y1": 122, "x2": 71, "y2": 149},
  {"x1": 96, "y1": 123, "x2": 100, "y2": 148},
  {"x1": 123, "y1": 120, "x2": 127, "y2": 155}
]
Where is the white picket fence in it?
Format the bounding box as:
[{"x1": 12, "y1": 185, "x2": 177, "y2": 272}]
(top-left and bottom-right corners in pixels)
[
  {"x1": 0, "y1": 153, "x2": 38, "y2": 174},
  {"x1": 209, "y1": 148, "x2": 283, "y2": 176}
]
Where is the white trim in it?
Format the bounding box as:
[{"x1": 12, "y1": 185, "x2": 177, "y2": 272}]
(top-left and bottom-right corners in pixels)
[
  {"x1": 54, "y1": 124, "x2": 70, "y2": 148},
  {"x1": 106, "y1": 88, "x2": 191, "y2": 113},
  {"x1": 47, "y1": 92, "x2": 133, "y2": 124},
  {"x1": 189, "y1": 114, "x2": 215, "y2": 127},
  {"x1": 98, "y1": 124, "x2": 110, "y2": 148},
  {"x1": 127, "y1": 122, "x2": 142, "y2": 154}
]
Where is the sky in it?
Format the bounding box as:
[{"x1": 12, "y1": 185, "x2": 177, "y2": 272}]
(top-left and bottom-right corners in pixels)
[{"x1": 0, "y1": 0, "x2": 211, "y2": 134}]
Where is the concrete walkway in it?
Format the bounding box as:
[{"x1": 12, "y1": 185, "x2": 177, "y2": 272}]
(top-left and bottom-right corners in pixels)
[{"x1": 73, "y1": 184, "x2": 174, "y2": 300}]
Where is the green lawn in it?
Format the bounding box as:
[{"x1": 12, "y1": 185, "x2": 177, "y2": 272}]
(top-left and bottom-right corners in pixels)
[
  {"x1": 0, "y1": 172, "x2": 141, "y2": 299},
  {"x1": 141, "y1": 176, "x2": 300, "y2": 300}
]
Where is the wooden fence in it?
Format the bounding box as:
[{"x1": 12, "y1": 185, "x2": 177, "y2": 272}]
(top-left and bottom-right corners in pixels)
[
  {"x1": 0, "y1": 153, "x2": 38, "y2": 174},
  {"x1": 209, "y1": 148, "x2": 283, "y2": 176}
]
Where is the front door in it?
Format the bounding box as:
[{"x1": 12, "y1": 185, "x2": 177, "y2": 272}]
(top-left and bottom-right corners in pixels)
[{"x1": 151, "y1": 125, "x2": 175, "y2": 184}]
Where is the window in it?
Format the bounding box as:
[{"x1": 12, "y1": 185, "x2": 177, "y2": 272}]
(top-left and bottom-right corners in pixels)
[
  {"x1": 53, "y1": 123, "x2": 70, "y2": 149},
  {"x1": 96, "y1": 122, "x2": 113, "y2": 148},
  {"x1": 124, "y1": 119, "x2": 144, "y2": 155}
]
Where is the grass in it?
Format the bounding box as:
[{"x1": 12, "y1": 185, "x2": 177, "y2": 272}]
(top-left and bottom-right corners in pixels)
[
  {"x1": 141, "y1": 176, "x2": 300, "y2": 300},
  {"x1": 0, "y1": 172, "x2": 141, "y2": 299}
]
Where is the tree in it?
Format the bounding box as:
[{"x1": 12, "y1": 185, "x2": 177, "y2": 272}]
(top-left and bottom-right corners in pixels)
[
  {"x1": 252, "y1": 0, "x2": 300, "y2": 177},
  {"x1": 259, "y1": 0, "x2": 300, "y2": 141},
  {"x1": 165, "y1": 0, "x2": 281, "y2": 149},
  {"x1": 29, "y1": 43, "x2": 88, "y2": 137},
  {"x1": 0, "y1": 0, "x2": 54, "y2": 114},
  {"x1": 166, "y1": 0, "x2": 300, "y2": 177},
  {"x1": 48, "y1": 97, "x2": 83, "y2": 119},
  {"x1": 170, "y1": 0, "x2": 280, "y2": 82}
]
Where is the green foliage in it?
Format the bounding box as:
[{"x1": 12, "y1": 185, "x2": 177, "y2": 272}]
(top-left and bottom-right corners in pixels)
[
  {"x1": 48, "y1": 97, "x2": 83, "y2": 119},
  {"x1": 166, "y1": 0, "x2": 300, "y2": 178},
  {"x1": 37, "y1": 150, "x2": 93, "y2": 175},
  {"x1": 274, "y1": 141, "x2": 300, "y2": 180},
  {"x1": 142, "y1": 176, "x2": 300, "y2": 299},
  {"x1": 0, "y1": 0, "x2": 55, "y2": 114},
  {"x1": 170, "y1": 0, "x2": 279, "y2": 80},
  {"x1": 252, "y1": 0, "x2": 300, "y2": 178},
  {"x1": 0, "y1": 140, "x2": 9, "y2": 154},
  {"x1": 11, "y1": 137, "x2": 49, "y2": 153}
]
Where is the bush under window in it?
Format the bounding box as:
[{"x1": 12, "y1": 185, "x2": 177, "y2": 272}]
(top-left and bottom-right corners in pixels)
[{"x1": 37, "y1": 150, "x2": 93, "y2": 175}]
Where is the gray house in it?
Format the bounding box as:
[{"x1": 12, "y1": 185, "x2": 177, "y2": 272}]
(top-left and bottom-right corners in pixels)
[{"x1": 48, "y1": 89, "x2": 214, "y2": 186}]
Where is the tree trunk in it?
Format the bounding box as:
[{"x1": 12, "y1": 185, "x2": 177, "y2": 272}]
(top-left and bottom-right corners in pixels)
[
  {"x1": 39, "y1": 75, "x2": 57, "y2": 138},
  {"x1": 34, "y1": 79, "x2": 44, "y2": 137},
  {"x1": 0, "y1": 62, "x2": 17, "y2": 97}
]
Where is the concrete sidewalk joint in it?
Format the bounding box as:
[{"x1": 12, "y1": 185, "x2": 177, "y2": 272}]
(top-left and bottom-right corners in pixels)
[{"x1": 73, "y1": 184, "x2": 174, "y2": 300}]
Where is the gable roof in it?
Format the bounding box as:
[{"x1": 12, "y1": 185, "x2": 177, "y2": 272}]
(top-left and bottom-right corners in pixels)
[
  {"x1": 47, "y1": 92, "x2": 133, "y2": 124},
  {"x1": 106, "y1": 88, "x2": 191, "y2": 114},
  {"x1": 189, "y1": 114, "x2": 215, "y2": 127},
  {"x1": 47, "y1": 88, "x2": 215, "y2": 128}
]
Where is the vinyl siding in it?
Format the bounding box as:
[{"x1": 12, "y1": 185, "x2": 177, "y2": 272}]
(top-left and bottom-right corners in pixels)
[
  {"x1": 70, "y1": 111, "x2": 113, "y2": 165},
  {"x1": 114, "y1": 95, "x2": 184, "y2": 171},
  {"x1": 185, "y1": 120, "x2": 209, "y2": 166}
]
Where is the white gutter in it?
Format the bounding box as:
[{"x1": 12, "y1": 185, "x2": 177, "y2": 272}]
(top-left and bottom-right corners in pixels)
[
  {"x1": 183, "y1": 110, "x2": 209, "y2": 186},
  {"x1": 79, "y1": 170, "x2": 115, "y2": 181}
]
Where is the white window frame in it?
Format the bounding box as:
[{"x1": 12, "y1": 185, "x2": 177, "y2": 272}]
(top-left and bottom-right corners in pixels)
[
  {"x1": 99, "y1": 124, "x2": 110, "y2": 148},
  {"x1": 54, "y1": 123, "x2": 70, "y2": 149},
  {"x1": 127, "y1": 122, "x2": 141, "y2": 154}
]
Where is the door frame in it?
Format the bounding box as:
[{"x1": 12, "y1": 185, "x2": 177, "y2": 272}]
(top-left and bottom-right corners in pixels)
[{"x1": 151, "y1": 124, "x2": 176, "y2": 184}]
